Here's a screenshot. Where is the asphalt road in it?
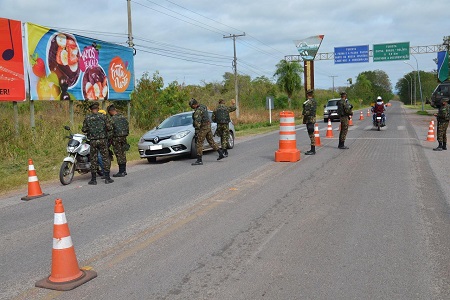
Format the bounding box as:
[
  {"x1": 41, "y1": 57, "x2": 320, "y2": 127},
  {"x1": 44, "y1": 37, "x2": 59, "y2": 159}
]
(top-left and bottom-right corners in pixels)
[{"x1": 2, "y1": 101, "x2": 450, "y2": 300}]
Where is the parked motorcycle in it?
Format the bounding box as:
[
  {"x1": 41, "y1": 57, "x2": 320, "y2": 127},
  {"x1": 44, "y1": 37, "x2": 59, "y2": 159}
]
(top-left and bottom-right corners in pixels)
[{"x1": 59, "y1": 126, "x2": 91, "y2": 185}]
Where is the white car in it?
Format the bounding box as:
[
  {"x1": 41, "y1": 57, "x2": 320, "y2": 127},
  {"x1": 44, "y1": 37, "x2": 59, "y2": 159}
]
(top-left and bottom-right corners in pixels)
[{"x1": 138, "y1": 111, "x2": 235, "y2": 163}]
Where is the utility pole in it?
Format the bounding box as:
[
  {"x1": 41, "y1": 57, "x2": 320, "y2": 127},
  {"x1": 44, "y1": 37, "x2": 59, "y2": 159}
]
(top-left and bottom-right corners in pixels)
[
  {"x1": 126, "y1": 0, "x2": 134, "y2": 121},
  {"x1": 224, "y1": 33, "x2": 245, "y2": 118},
  {"x1": 329, "y1": 75, "x2": 338, "y2": 93}
]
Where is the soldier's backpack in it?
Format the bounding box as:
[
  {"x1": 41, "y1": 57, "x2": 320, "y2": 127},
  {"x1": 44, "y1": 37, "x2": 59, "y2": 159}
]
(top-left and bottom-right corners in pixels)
[
  {"x1": 112, "y1": 114, "x2": 129, "y2": 136},
  {"x1": 87, "y1": 114, "x2": 107, "y2": 140},
  {"x1": 214, "y1": 105, "x2": 230, "y2": 124}
]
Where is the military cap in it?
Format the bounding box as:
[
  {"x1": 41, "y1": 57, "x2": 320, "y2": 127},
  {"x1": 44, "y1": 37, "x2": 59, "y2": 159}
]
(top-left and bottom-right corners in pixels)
[
  {"x1": 340, "y1": 91, "x2": 347, "y2": 96},
  {"x1": 107, "y1": 104, "x2": 116, "y2": 112},
  {"x1": 443, "y1": 98, "x2": 449, "y2": 103},
  {"x1": 89, "y1": 102, "x2": 99, "y2": 109},
  {"x1": 306, "y1": 89, "x2": 314, "y2": 94},
  {"x1": 189, "y1": 98, "x2": 198, "y2": 107}
]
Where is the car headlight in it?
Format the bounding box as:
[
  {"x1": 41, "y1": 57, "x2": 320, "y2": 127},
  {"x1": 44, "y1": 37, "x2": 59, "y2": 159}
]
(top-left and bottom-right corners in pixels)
[
  {"x1": 324, "y1": 109, "x2": 328, "y2": 114},
  {"x1": 139, "y1": 137, "x2": 145, "y2": 143},
  {"x1": 172, "y1": 130, "x2": 190, "y2": 140}
]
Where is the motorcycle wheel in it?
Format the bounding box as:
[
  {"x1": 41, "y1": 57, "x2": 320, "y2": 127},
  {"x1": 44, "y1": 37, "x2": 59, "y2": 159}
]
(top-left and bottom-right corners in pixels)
[
  {"x1": 59, "y1": 161, "x2": 75, "y2": 185},
  {"x1": 377, "y1": 123, "x2": 381, "y2": 131}
]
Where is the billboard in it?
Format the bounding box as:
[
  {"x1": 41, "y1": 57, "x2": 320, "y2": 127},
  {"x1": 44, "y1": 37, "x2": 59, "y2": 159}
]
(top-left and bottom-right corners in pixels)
[
  {"x1": 25, "y1": 22, "x2": 134, "y2": 101},
  {"x1": 294, "y1": 35, "x2": 324, "y2": 61},
  {"x1": 0, "y1": 18, "x2": 26, "y2": 101}
]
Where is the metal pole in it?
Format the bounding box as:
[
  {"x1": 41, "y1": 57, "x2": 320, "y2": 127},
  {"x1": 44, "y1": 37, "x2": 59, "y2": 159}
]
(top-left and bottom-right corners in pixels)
[
  {"x1": 127, "y1": 0, "x2": 134, "y2": 123},
  {"x1": 404, "y1": 77, "x2": 411, "y2": 105},
  {"x1": 404, "y1": 62, "x2": 416, "y2": 106},
  {"x1": 412, "y1": 54, "x2": 424, "y2": 111},
  {"x1": 406, "y1": 74, "x2": 413, "y2": 105},
  {"x1": 13, "y1": 101, "x2": 19, "y2": 136}
]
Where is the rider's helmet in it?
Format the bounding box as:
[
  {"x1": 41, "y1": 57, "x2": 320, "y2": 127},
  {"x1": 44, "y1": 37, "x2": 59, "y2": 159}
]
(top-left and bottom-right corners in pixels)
[
  {"x1": 98, "y1": 109, "x2": 107, "y2": 115},
  {"x1": 377, "y1": 96, "x2": 382, "y2": 100}
]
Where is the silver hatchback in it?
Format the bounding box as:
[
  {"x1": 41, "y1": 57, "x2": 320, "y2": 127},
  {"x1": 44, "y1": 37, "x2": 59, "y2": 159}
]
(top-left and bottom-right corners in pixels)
[{"x1": 138, "y1": 111, "x2": 235, "y2": 163}]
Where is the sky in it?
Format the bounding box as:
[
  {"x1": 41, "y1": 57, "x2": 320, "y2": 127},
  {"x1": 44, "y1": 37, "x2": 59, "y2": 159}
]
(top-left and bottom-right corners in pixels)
[{"x1": 1, "y1": 0, "x2": 448, "y2": 92}]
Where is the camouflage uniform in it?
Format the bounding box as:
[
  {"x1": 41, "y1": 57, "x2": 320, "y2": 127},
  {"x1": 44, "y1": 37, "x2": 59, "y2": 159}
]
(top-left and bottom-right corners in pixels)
[
  {"x1": 434, "y1": 101, "x2": 449, "y2": 151},
  {"x1": 302, "y1": 97, "x2": 317, "y2": 146},
  {"x1": 193, "y1": 103, "x2": 219, "y2": 155},
  {"x1": 337, "y1": 94, "x2": 353, "y2": 149},
  {"x1": 110, "y1": 113, "x2": 129, "y2": 164},
  {"x1": 82, "y1": 109, "x2": 113, "y2": 183},
  {"x1": 212, "y1": 103, "x2": 236, "y2": 150}
]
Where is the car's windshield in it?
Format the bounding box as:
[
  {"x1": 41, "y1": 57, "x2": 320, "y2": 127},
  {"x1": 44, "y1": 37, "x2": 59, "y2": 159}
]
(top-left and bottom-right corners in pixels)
[
  {"x1": 327, "y1": 100, "x2": 338, "y2": 106},
  {"x1": 157, "y1": 114, "x2": 192, "y2": 129}
]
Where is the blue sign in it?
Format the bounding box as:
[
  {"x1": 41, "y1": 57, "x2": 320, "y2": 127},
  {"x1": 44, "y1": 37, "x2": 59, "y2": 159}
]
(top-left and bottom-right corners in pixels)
[{"x1": 334, "y1": 45, "x2": 369, "y2": 64}]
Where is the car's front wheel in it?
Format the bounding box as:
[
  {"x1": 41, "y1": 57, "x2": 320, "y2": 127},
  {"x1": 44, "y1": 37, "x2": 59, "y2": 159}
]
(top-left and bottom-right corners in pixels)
[{"x1": 227, "y1": 131, "x2": 235, "y2": 149}]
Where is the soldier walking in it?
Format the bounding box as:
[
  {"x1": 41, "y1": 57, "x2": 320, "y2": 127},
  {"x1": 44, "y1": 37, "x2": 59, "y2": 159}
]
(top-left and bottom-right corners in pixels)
[
  {"x1": 433, "y1": 98, "x2": 450, "y2": 151},
  {"x1": 337, "y1": 91, "x2": 353, "y2": 149},
  {"x1": 189, "y1": 98, "x2": 225, "y2": 165},
  {"x1": 82, "y1": 102, "x2": 114, "y2": 184},
  {"x1": 212, "y1": 98, "x2": 236, "y2": 157},
  {"x1": 302, "y1": 89, "x2": 317, "y2": 155},
  {"x1": 108, "y1": 104, "x2": 130, "y2": 176}
]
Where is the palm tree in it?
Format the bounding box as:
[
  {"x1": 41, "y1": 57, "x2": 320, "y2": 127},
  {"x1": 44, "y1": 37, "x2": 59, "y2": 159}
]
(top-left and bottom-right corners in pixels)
[{"x1": 274, "y1": 60, "x2": 303, "y2": 108}]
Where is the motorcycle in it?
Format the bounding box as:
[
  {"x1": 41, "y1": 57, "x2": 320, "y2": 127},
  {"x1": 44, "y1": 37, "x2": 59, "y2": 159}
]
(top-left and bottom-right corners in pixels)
[
  {"x1": 373, "y1": 112, "x2": 384, "y2": 131},
  {"x1": 59, "y1": 126, "x2": 91, "y2": 185}
]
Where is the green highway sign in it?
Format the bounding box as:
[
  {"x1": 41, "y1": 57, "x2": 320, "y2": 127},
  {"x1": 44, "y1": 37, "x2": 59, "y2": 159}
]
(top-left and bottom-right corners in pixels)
[{"x1": 373, "y1": 42, "x2": 410, "y2": 62}]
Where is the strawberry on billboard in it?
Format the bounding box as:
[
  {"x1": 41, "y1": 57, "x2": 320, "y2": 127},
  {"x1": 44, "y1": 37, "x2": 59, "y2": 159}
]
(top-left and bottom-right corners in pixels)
[
  {"x1": 0, "y1": 18, "x2": 26, "y2": 102},
  {"x1": 25, "y1": 22, "x2": 134, "y2": 101}
]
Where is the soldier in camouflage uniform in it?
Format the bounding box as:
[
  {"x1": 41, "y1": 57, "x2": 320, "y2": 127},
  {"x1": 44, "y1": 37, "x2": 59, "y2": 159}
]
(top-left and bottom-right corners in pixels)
[
  {"x1": 302, "y1": 89, "x2": 317, "y2": 155},
  {"x1": 189, "y1": 98, "x2": 225, "y2": 165},
  {"x1": 212, "y1": 98, "x2": 236, "y2": 157},
  {"x1": 108, "y1": 104, "x2": 130, "y2": 176},
  {"x1": 82, "y1": 102, "x2": 114, "y2": 184},
  {"x1": 337, "y1": 91, "x2": 353, "y2": 149},
  {"x1": 433, "y1": 98, "x2": 450, "y2": 151}
]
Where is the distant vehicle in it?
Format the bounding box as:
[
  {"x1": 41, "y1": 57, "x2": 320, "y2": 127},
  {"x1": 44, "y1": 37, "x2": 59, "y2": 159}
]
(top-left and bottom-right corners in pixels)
[
  {"x1": 138, "y1": 111, "x2": 235, "y2": 163},
  {"x1": 430, "y1": 81, "x2": 450, "y2": 108},
  {"x1": 323, "y1": 98, "x2": 340, "y2": 122}
]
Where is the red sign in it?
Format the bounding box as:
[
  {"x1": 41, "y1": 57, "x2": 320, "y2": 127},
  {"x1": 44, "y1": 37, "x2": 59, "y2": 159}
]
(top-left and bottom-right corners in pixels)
[{"x1": 0, "y1": 18, "x2": 26, "y2": 101}]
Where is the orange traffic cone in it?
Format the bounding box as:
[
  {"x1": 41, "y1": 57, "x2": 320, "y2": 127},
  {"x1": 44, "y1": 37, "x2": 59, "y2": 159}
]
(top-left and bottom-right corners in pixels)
[
  {"x1": 431, "y1": 120, "x2": 435, "y2": 133},
  {"x1": 349, "y1": 115, "x2": 354, "y2": 126},
  {"x1": 359, "y1": 111, "x2": 364, "y2": 120},
  {"x1": 274, "y1": 111, "x2": 300, "y2": 162},
  {"x1": 35, "y1": 198, "x2": 97, "y2": 291},
  {"x1": 325, "y1": 119, "x2": 334, "y2": 138},
  {"x1": 367, "y1": 109, "x2": 370, "y2": 117},
  {"x1": 21, "y1": 158, "x2": 48, "y2": 201},
  {"x1": 314, "y1": 123, "x2": 322, "y2": 146},
  {"x1": 426, "y1": 122, "x2": 435, "y2": 142}
]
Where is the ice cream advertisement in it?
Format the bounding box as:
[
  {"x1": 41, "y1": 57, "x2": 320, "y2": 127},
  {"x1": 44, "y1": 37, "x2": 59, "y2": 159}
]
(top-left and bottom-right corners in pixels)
[{"x1": 25, "y1": 22, "x2": 134, "y2": 101}]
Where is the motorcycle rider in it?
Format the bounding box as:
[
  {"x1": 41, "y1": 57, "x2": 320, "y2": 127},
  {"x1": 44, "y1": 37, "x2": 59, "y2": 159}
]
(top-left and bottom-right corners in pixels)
[{"x1": 372, "y1": 96, "x2": 386, "y2": 126}]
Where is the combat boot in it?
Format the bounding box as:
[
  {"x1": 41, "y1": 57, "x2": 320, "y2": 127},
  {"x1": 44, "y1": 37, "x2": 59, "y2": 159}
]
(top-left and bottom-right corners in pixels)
[
  {"x1": 338, "y1": 141, "x2": 349, "y2": 149},
  {"x1": 192, "y1": 156, "x2": 203, "y2": 165},
  {"x1": 88, "y1": 172, "x2": 97, "y2": 185},
  {"x1": 223, "y1": 149, "x2": 228, "y2": 157},
  {"x1": 113, "y1": 164, "x2": 126, "y2": 177},
  {"x1": 443, "y1": 142, "x2": 447, "y2": 150},
  {"x1": 104, "y1": 171, "x2": 114, "y2": 184},
  {"x1": 433, "y1": 142, "x2": 443, "y2": 151},
  {"x1": 305, "y1": 145, "x2": 316, "y2": 155},
  {"x1": 217, "y1": 149, "x2": 225, "y2": 160}
]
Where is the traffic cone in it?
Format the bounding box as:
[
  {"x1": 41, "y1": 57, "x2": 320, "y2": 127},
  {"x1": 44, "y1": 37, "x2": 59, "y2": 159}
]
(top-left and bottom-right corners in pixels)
[
  {"x1": 349, "y1": 115, "x2": 354, "y2": 126},
  {"x1": 325, "y1": 119, "x2": 334, "y2": 138},
  {"x1": 35, "y1": 198, "x2": 97, "y2": 291},
  {"x1": 359, "y1": 111, "x2": 364, "y2": 120},
  {"x1": 431, "y1": 120, "x2": 435, "y2": 133},
  {"x1": 314, "y1": 123, "x2": 322, "y2": 146},
  {"x1": 426, "y1": 123, "x2": 435, "y2": 142},
  {"x1": 21, "y1": 158, "x2": 48, "y2": 201},
  {"x1": 274, "y1": 111, "x2": 300, "y2": 162},
  {"x1": 367, "y1": 109, "x2": 370, "y2": 117}
]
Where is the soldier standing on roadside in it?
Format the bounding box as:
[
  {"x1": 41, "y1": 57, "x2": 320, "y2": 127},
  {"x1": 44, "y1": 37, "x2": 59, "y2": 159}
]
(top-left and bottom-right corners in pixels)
[
  {"x1": 189, "y1": 98, "x2": 225, "y2": 165},
  {"x1": 108, "y1": 104, "x2": 130, "y2": 176},
  {"x1": 212, "y1": 98, "x2": 236, "y2": 157},
  {"x1": 82, "y1": 102, "x2": 114, "y2": 184},
  {"x1": 302, "y1": 89, "x2": 317, "y2": 155},
  {"x1": 337, "y1": 91, "x2": 353, "y2": 149},
  {"x1": 433, "y1": 98, "x2": 450, "y2": 151}
]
